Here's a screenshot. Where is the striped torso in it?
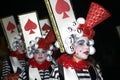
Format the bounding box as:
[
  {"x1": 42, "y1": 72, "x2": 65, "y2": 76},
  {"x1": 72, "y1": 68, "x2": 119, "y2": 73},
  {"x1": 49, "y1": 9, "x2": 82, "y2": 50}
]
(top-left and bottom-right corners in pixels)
[
  {"x1": 1, "y1": 57, "x2": 27, "y2": 79},
  {"x1": 18, "y1": 67, "x2": 52, "y2": 80},
  {"x1": 51, "y1": 65, "x2": 103, "y2": 80}
]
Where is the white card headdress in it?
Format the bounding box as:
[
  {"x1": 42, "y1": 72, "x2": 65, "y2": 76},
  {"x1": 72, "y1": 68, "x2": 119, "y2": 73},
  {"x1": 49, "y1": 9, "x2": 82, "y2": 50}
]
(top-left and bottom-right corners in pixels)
[
  {"x1": 1, "y1": 15, "x2": 19, "y2": 50},
  {"x1": 44, "y1": 0, "x2": 76, "y2": 53},
  {"x1": 18, "y1": 11, "x2": 42, "y2": 56}
]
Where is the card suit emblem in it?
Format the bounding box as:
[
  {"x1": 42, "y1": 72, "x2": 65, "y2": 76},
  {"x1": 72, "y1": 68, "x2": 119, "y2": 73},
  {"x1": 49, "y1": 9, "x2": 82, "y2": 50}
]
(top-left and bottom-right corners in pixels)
[
  {"x1": 55, "y1": 0, "x2": 70, "y2": 19},
  {"x1": 7, "y1": 21, "x2": 15, "y2": 33},
  {"x1": 24, "y1": 19, "x2": 37, "y2": 34},
  {"x1": 42, "y1": 23, "x2": 51, "y2": 33}
]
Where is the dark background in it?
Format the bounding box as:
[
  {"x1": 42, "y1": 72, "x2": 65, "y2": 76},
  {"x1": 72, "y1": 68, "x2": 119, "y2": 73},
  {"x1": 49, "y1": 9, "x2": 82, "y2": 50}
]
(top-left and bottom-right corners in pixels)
[{"x1": 0, "y1": 0, "x2": 120, "y2": 80}]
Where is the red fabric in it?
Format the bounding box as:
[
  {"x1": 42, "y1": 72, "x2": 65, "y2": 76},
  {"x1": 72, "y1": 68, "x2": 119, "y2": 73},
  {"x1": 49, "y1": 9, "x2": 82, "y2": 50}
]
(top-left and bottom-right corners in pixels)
[
  {"x1": 28, "y1": 58, "x2": 51, "y2": 70},
  {"x1": 5, "y1": 73, "x2": 19, "y2": 80},
  {"x1": 78, "y1": 25, "x2": 95, "y2": 39},
  {"x1": 45, "y1": 28, "x2": 56, "y2": 44},
  {"x1": 78, "y1": 2, "x2": 111, "y2": 39},
  {"x1": 37, "y1": 38, "x2": 50, "y2": 50},
  {"x1": 85, "y1": 2, "x2": 111, "y2": 29},
  {"x1": 37, "y1": 27, "x2": 56, "y2": 50},
  {"x1": 10, "y1": 51, "x2": 26, "y2": 60},
  {"x1": 58, "y1": 54, "x2": 90, "y2": 71}
]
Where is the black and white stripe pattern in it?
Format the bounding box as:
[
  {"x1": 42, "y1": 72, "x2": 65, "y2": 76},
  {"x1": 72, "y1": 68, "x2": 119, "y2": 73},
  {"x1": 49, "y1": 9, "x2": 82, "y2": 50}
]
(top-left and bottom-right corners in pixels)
[
  {"x1": 51, "y1": 65, "x2": 59, "y2": 79},
  {"x1": 76, "y1": 69, "x2": 91, "y2": 80},
  {"x1": 1, "y1": 60, "x2": 11, "y2": 79},
  {"x1": 1, "y1": 57, "x2": 27, "y2": 80},
  {"x1": 51, "y1": 65, "x2": 103, "y2": 80},
  {"x1": 18, "y1": 67, "x2": 52, "y2": 80}
]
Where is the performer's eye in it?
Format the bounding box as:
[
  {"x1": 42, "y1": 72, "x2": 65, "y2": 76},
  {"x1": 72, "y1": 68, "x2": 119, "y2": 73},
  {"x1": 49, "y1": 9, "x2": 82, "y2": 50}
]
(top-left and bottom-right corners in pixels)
[
  {"x1": 36, "y1": 49, "x2": 48, "y2": 54},
  {"x1": 76, "y1": 40, "x2": 85, "y2": 45},
  {"x1": 41, "y1": 50, "x2": 47, "y2": 53},
  {"x1": 34, "y1": 50, "x2": 39, "y2": 54},
  {"x1": 87, "y1": 41, "x2": 90, "y2": 46}
]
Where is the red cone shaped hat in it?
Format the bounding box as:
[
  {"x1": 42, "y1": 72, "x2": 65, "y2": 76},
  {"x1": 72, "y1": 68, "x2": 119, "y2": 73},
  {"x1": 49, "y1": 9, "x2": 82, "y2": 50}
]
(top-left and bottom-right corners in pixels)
[
  {"x1": 78, "y1": 2, "x2": 111, "y2": 39},
  {"x1": 85, "y1": 2, "x2": 111, "y2": 29}
]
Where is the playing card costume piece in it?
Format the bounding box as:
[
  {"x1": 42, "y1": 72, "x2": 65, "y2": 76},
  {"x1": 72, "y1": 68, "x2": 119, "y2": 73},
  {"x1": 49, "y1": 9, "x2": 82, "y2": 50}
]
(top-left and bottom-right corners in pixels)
[
  {"x1": 18, "y1": 27, "x2": 57, "y2": 80},
  {"x1": 39, "y1": 18, "x2": 52, "y2": 38},
  {"x1": 50, "y1": 2, "x2": 111, "y2": 80},
  {"x1": 0, "y1": 15, "x2": 19, "y2": 50},
  {"x1": 39, "y1": 18, "x2": 61, "y2": 60},
  {"x1": 0, "y1": 28, "x2": 27, "y2": 79},
  {"x1": 44, "y1": 0, "x2": 76, "y2": 53},
  {"x1": 18, "y1": 11, "x2": 42, "y2": 56},
  {"x1": 39, "y1": 18, "x2": 59, "y2": 48}
]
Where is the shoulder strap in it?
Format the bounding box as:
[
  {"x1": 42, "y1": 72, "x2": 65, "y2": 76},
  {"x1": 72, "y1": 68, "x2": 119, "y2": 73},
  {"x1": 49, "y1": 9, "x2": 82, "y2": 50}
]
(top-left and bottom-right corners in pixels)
[
  {"x1": 25, "y1": 64, "x2": 29, "y2": 79},
  {"x1": 48, "y1": 66, "x2": 52, "y2": 73},
  {"x1": 58, "y1": 64, "x2": 64, "y2": 80},
  {"x1": 89, "y1": 66, "x2": 96, "y2": 80},
  {"x1": 89, "y1": 63, "x2": 102, "y2": 80},
  {"x1": 7, "y1": 56, "x2": 14, "y2": 73}
]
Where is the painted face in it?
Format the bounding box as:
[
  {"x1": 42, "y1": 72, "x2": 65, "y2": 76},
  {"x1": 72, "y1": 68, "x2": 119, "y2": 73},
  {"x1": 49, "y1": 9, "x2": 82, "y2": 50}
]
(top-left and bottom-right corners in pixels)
[
  {"x1": 33, "y1": 49, "x2": 48, "y2": 64},
  {"x1": 16, "y1": 42, "x2": 25, "y2": 54},
  {"x1": 73, "y1": 37, "x2": 90, "y2": 60}
]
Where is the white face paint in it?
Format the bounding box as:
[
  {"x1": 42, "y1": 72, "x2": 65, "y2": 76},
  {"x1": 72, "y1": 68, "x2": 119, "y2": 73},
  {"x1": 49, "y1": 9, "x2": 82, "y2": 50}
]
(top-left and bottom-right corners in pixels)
[
  {"x1": 33, "y1": 49, "x2": 48, "y2": 64},
  {"x1": 73, "y1": 37, "x2": 90, "y2": 60},
  {"x1": 16, "y1": 42, "x2": 25, "y2": 54}
]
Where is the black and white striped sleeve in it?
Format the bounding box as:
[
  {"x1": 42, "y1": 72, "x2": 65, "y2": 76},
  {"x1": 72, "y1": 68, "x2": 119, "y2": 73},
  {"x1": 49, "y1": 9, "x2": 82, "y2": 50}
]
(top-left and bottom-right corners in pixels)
[
  {"x1": 1, "y1": 59, "x2": 11, "y2": 79},
  {"x1": 18, "y1": 69, "x2": 27, "y2": 80},
  {"x1": 51, "y1": 65, "x2": 59, "y2": 79}
]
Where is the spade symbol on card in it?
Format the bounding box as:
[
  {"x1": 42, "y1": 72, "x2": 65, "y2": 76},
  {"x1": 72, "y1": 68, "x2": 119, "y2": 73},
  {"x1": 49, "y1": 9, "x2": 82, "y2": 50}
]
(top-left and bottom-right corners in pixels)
[
  {"x1": 42, "y1": 23, "x2": 51, "y2": 33},
  {"x1": 24, "y1": 19, "x2": 37, "y2": 34},
  {"x1": 7, "y1": 21, "x2": 15, "y2": 33},
  {"x1": 42, "y1": 23, "x2": 51, "y2": 37},
  {"x1": 55, "y1": 0, "x2": 70, "y2": 19}
]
